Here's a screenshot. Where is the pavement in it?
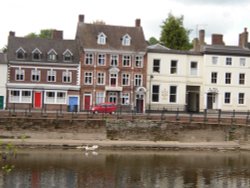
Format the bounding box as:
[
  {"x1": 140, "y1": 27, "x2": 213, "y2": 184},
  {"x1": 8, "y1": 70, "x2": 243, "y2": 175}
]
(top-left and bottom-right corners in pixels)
[{"x1": 0, "y1": 138, "x2": 248, "y2": 151}]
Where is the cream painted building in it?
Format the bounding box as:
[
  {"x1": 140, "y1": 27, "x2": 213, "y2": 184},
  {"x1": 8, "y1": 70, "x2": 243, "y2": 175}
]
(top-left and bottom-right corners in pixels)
[
  {"x1": 0, "y1": 53, "x2": 7, "y2": 109},
  {"x1": 147, "y1": 44, "x2": 204, "y2": 112},
  {"x1": 147, "y1": 29, "x2": 250, "y2": 112},
  {"x1": 202, "y1": 45, "x2": 250, "y2": 111}
]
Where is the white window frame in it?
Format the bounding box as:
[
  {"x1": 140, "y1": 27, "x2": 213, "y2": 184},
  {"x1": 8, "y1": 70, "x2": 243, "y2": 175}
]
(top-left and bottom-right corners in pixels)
[
  {"x1": 225, "y1": 72, "x2": 231, "y2": 84},
  {"x1": 62, "y1": 71, "x2": 72, "y2": 83},
  {"x1": 47, "y1": 69, "x2": 56, "y2": 82},
  {"x1": 96, "y1": 92, "x2": 105, "y2": 104},
  {"x1": 212, "y1": 56, "x2": 218, "y2": 65},
  {"x1": 169, "y1": 85, "x2": 177, "y2": 103},
  {"x1": 135, "y1": 56, "x2": 143, "y2": 68},
  {"x1": 170, "y1": 60, "x2": 178, "y2": 74},
  {"x1": 240, "y1": 58, "x2": 246, "y2": 66},
  {"x1": 16, "y1": 47, "x2": 26, "y2": 60},
  {"x1": 190, "y1": 61, "x2": 198, "y2": 76},
  {"x1": 32, "y1": 48, "x2": 42, "y2": 61},
  {"x1": 134, "y1": 74, "x2": 142, "y2": 87},
  {"x1": 153, "y1": 59, "x2": 160, "y2": 73},
  {"x1": 84, "y1": 72, "x2": 93, "y2": 85},
  {"x1": 239, "y1": 73, "x2": 245, "y2": 85},
  {"x1": 97, "y1": 33, "x2": 106, "y2": 45},
  {"x1": 226, "y1": 57, "x2": 232, "y2": 65},
  {"x1": 97, "y1": 72, "x2": 105, "y2": 85},
  {"x1": 44, "y1": 90, "x2": 67, "y2": 104},
  {"x1": 122, "y1": 55, "x2": 131, "y2": 67},
  {"x1": 152, "y1": 85, "x2": 160, "y2": 103},
  {"x1": 110, "y1": 54, "x2": 119, "y2": 67},
  {"x1": 85, "y1": 53, "x2": 93, "y2": 65},
  {"x1": 47, "y1": 49, "x2": 57, "y2": 61},
  {"x1": 31, "y1": 69, "x2": 40, "y2": 82},
  {"x1": 9, "y1": 89, "x2": 32, "y2": 103},
  {"x1": 122, "y1": 34, "x2": 131, "y2": 46},
  {"x1": 122, "y1": 73, "x2": 130, "y2": 86},
  {"x1": 121, "y1": 93, "x2": 130, "y2": 105},
  {"x1": 211, "y1": 72, "x2": 217, "y2": 84},
  {"x1": 98, "y1": 54, "x2": 106, "y2": 66},
  {"x1": 15, "y1": 68, "x2": 25, "y2": 81},
  {"x1": 224, "y1": 92, "x2": 231, "y2": 104},
  {"x1": 110, "y1": 73, "x2": 117, "y2": 87},
  {"x1": 238, "y1": 93, "x2": 245, "y2": 105}
]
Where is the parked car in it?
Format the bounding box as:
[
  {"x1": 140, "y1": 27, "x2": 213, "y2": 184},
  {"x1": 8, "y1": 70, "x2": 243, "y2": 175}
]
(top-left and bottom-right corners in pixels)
[{"x1": 91, "y1": 102, "x2": 117, "y2": 114}]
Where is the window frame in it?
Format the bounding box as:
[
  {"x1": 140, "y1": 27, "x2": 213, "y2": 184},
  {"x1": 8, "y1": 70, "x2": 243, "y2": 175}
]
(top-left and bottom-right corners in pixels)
[{"x1": 153, "y1": 59, "x2": 160, "y2": 73}]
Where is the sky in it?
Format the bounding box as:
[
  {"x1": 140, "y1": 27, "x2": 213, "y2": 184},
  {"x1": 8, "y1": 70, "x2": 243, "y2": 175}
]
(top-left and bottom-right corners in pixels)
[{"x1": 1, "y1": 0, "x2": 250, "y2": 49}]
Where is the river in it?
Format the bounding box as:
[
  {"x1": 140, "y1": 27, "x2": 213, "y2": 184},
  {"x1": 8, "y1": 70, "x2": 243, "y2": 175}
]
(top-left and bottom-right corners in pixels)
[{"x1": 0, "y1": 149, "x2": 250, "y2": 188}]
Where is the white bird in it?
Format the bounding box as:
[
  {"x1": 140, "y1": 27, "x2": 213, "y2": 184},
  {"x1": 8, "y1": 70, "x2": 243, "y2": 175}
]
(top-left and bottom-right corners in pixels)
[{"x1": 76, "y1": 145, "x2": 99, "y2": 151}]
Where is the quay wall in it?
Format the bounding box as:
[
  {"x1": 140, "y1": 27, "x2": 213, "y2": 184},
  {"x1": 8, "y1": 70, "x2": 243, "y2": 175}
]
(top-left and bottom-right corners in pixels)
[{"x1": 0, "y1": 117, "x2": 249, "y2": 142}]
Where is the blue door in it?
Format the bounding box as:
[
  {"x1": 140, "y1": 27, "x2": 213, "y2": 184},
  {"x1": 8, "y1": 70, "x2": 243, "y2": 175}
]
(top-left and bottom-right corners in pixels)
[
  {"x1": 0, "y1": 96, "x2": 3, "y2": 109},
  {"x1": 69, "y1": 97, "x2": 78, "y2": 112}
]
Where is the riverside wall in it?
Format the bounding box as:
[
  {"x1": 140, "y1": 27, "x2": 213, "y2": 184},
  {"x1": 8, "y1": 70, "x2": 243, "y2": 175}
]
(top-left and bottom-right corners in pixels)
[{"x1": 0, "y1": 117, "x2": 250, "y2": 142}]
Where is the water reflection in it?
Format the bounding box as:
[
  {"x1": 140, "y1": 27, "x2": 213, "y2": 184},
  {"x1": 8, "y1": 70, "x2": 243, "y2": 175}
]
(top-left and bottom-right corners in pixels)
[{"x1": 0, "y1": 150, "x2": 250, "y2": 188}]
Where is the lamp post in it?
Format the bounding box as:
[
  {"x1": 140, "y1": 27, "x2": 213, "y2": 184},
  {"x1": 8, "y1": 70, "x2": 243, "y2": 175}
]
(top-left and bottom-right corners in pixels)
[{"x1": 148, "y1": 75, "x2": 154, "y2": 111}]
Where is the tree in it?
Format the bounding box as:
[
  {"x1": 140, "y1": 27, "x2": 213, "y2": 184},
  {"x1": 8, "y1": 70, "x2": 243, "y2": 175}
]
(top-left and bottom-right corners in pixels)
[
  {"x1": 25, "y1": 29, "x2": 53, "y2": 39},
  {"x1": 148, "y1": 37, "x2": 159, "y2": 45},
  {"x1": 160, "y1": 13, "x2": 192, "y2": 50}
]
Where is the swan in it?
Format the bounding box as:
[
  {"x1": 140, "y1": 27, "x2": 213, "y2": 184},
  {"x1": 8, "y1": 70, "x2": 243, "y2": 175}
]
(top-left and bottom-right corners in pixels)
[{"x1": 76, "y1": 145, "x2": 99, "y2": 151}]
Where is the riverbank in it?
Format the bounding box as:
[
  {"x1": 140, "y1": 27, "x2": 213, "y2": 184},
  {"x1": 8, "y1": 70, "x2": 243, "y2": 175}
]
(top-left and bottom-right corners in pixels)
[{"x1": 1, "y1": 138, "x2": 250, "y2": 151}]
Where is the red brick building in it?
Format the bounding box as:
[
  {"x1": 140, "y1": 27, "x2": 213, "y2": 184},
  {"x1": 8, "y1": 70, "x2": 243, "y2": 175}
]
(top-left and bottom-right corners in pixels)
[
  {"x1": 76, "y1": 15, "x2": 147, "y2": 112},
  {"x1": 6, "y1": 31, "x2": 80, "y2": 111}
]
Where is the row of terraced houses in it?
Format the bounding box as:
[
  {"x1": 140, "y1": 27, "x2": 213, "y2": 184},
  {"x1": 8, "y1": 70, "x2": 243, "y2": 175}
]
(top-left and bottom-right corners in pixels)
[{"x1": 1, "y1": 14, "x2": 250, "y2": 113}]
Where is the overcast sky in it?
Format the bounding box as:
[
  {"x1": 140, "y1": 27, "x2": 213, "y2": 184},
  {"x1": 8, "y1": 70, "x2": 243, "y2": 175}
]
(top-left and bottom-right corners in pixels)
[{"x1": 1, "y1": 0, "x2": 250, "y2": 49}]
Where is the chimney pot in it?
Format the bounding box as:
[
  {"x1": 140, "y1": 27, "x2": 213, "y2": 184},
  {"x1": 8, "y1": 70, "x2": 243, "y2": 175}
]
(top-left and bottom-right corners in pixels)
[
  {"x1": 135, "y1": 19, "x2": 141, "y2": 27},
  {"x1": 79, "y1": 14, "x2": 84, "y2": 23},
  {"x1": 199, "y1": 30, "x2": 205, "y2": 45},
  {"x1": 212, "y1": 34, "x2": 224, "y2": 45},
  {"x1": 52, "y1": 30, "x2": 63, "y2": 40},
  {"x1": 9, "y1": 31, "x2": 15, "y2": 37},
  {"x1": 239, "y1": 27, "x2": 248, "y2": 48}
]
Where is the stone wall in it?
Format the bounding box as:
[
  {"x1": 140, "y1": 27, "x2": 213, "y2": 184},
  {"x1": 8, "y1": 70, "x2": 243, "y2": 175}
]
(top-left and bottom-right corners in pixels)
[
  {"x1": 106, "y1": 120, "x2": 250, "y2": 142},
  {"x1": 0, "y1": 118, "x2": 250, "y2": 142}
]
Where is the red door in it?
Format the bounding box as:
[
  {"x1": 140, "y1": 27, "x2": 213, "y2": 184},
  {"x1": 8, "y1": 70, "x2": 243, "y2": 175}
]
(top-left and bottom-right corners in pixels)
[
  {"x1": 84, "y1": 95, "x2": 91, "y2": 110},
  {"x1": 34, "y1": 92, "x2": 42, "y2": 108}
]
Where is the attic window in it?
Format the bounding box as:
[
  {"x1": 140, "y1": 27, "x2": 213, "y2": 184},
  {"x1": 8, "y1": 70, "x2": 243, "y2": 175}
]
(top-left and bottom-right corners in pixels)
[
  {"x1": 32, "y1": 48, "x2": 42, "y2": 61},
  {"x1": 16, "y1": 47, "x2": 26, "y2": 60},
  {"x1": 63, "y1": 49, "x2": 73, "y2": 62},
  {"x1": 97, "y1": 32, "x2": 106, "y2": 45},
  {"x1": 122, "y1": 34, "x2": 131, "y2": 46},
  {"x1": 47, "y1": 49, "x2": 57, "y2": 61}
]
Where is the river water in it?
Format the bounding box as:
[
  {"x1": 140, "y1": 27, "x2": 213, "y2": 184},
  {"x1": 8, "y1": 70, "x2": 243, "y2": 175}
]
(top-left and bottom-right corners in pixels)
[{"x1": 0, "y1": 149, "x2": 250, "y2": 188}]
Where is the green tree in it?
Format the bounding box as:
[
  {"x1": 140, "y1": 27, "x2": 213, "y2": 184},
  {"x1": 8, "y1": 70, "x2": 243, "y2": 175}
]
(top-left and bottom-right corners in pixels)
[
  {"x1": 148, "y1": 37, "x2": 159, "y2": 45},
  {"x1": 160, "y1": 13, "x2": 192, "y2": 50},
  {"x1": 25, "y1": 29, "x2": 53, "y2": 39}
]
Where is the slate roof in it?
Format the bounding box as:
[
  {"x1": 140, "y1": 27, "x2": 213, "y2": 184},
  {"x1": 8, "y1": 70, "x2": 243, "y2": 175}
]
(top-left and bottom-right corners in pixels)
[
  {"x1": 76, "y1": 22, "x2": 147, "y2": 52},
  {"x1": 7, "y1": 35, "x2": 79, "y2": 63},
  {"x1": 147, "y1": 43, "x2": 202, "y2": 56},
  {"x1": 201, "y1": 44, "x2": 250, "y2": 56}
]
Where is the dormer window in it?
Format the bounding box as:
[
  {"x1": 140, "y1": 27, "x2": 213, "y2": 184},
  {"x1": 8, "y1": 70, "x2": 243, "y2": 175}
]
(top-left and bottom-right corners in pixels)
[
  {"x1": 32, "y1": 48, "x2": 42, "y2": 61},
  {"x1": 47, "y1": 49, "x2": 57, "y2": 61},
  {"x1": 63, "y1": 49, "x2": 73, "y2": 62},
  {"x1": 16, "y1": 47, "x2": 26, "y2": 60},
  {"x1": 122, "y1": 34, "x2": 131, "y2": 46},
  {"x1": 97, "y1": 32, "x2": 106, "y2": 45}
]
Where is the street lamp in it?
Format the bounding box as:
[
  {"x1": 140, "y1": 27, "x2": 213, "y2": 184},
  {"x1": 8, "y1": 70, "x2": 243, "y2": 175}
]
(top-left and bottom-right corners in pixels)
[{"x1": 148, "y1": 75, "x2": 154, "y2": 111}]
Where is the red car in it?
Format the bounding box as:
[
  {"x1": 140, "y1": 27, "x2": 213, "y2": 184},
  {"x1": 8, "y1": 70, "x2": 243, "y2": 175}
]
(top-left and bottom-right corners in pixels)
[{"x1": 91, "y1": 102, "x2": 117, "y2": 114}]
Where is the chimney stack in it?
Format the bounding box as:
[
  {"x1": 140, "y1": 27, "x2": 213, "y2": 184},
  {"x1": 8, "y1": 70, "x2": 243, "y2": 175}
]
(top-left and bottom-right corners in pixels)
[
  {"x1": 199, "y1": 30, "x2": 205, "y2": 45},
  {"x1": 9, "y1": 31, "x2": 15, "y2": 37},
  {"x1": 135, "y1": 19, "x2": 141, "y2": 27},
  {"x1": 79, "y1": 14, "x2": 85, "y2": 23},
  {"x1": 52, "y1": 30, "x2": 63, "y2": 40},
  {"x1": 211, "y1": 34, "x2": 224, "y2": 45},
  {"x1": 239, "y1": 27, "x2": 248, "y2": 48}
]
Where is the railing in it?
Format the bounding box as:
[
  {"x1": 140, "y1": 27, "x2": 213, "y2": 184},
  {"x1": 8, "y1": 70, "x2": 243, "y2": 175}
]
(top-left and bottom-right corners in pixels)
[{"x1": 2, "y1": 105, "x2": 250, "y2": 126}]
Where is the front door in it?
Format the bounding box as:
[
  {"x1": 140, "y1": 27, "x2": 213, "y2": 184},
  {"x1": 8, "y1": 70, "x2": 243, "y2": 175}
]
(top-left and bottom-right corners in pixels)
[
  {"x1": 207, "y1": 93, "x2": 213, "y2": 109},
  {"x1": 0, "y1": 96, "x2": 3, "y2": 109},
  {"x1": 34, "y1": 92, "x2": 42, "y2": 108},
  {"x1": 84, "y1": 95, "x2": 91, "y2": 110},
  {"x1": 68, "y1": 96, "x2": 78, "y2": 112},
  {"x1": 136, "y1": 99, "x2": 143, "y2": 113}
]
